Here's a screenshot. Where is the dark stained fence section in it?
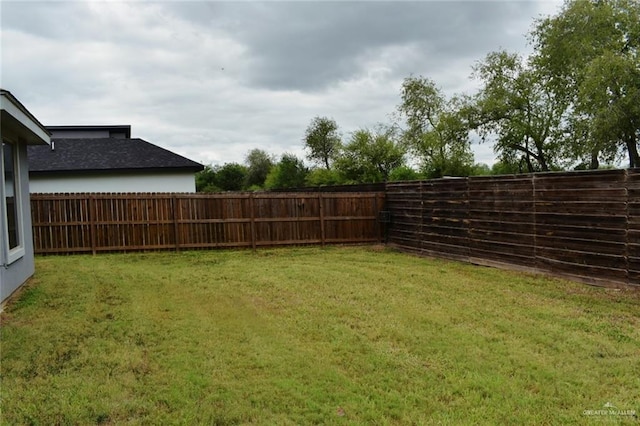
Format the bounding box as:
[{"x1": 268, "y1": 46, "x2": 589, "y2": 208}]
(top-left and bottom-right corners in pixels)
[
  {"x1": 31, "y1": 192, "x2": 385, "y2": 254},
  {"x1": 533, "y1": 170, "x2": 628, "y2": 286},
  {"x1": 468, "y1": 175, "x2": 535, "y2": 269},
  {"x1": 386, "y1": 170, "x2": 639, "y2": 287},
  {"x1": 628, "y1": 169, "x2": 640, "y2": 284},
  {"x1": 420, "y1": 178, "x2": 469, "y2": 261}
]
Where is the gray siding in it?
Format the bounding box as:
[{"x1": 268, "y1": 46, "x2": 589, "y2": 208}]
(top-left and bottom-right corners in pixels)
[{"x1": 1, "y1": 143, "x2": 36, "y2": 302}]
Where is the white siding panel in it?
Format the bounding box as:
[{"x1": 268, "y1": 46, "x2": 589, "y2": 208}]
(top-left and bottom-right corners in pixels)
[{"x1": 30, "y1": 172, "x2": 197, "y2": 193}]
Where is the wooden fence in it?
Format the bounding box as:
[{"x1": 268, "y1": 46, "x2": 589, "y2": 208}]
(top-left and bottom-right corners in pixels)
[
  {"x1": 30, "y1": 192, "x2": 385, "y2": 254},
  {"x1": 386, "y1": 169, "x2": 640, "y2": 287},
  {"x1": 29, "y1": 170, "x2": 640, "y2": 287}
]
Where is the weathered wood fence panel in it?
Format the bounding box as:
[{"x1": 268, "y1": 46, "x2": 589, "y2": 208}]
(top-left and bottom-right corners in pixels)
[
  {"x1": 31, "y1": 192, "x2": 385, "y2": 254},
  {"x1": 627, "y1": 169, "x2": 640, "y2": 284},
  {"x1": 386, "y1": 169, "x2": 639, "y2": 287},
  {"x1": 533, "y1": 170, "x2": 628, "y2": 286},
  {"x1": 468, "y1": 175, "x2": 535, "y2": 269}
]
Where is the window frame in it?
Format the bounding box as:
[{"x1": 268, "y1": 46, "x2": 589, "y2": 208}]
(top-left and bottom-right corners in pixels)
[{"x1": 1, "y1": 138, "x2": 25, "y2": 265}]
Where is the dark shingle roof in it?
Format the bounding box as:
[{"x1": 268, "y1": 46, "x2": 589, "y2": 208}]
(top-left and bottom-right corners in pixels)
[{"x1": 28, "y1": 138, "x2": 204, "y2": 174}]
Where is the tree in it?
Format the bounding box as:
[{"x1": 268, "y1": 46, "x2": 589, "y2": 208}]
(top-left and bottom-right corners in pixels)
[
  {"x1": 398, "y1": 76, "x2": 474, "y2": 178},
  {"x1": 305, "y1": 168, "x2": 343, "y2": 187},
  {"x1": 244, "y1": 149, "x2": 274, "y2": 188},
  {"x1": 490, "y1": 160, "x2": 521, "y2": 175},
  {"x1": 469, "y1": 51, "x2": 565, "y2": 172},
  {"x1": 216, "y1": 163, "x2": 248, "y2": 191},
  {"x1": 264, "y1": 154, "x2": 308, "y2": 189},
  {"x1": 531, "y1": 0, "x2": 640, "y2": 168},
  {"x1": 388, "y1": 165, "x2": 420, "y2": 181},
  {"x1": 303, "y1": 116, "x2": 341, "y2": 170},
  {"x1": 195, "y1": 165, "x2": 221, "y2": 192},
  {"x1": 335, "y1": 127, "x2": 406, "y2": 183}
]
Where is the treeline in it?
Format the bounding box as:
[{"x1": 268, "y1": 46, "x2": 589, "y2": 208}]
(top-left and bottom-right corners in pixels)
[{"x1": 197, "y1": 0, "x2": 639, "y2": 191}]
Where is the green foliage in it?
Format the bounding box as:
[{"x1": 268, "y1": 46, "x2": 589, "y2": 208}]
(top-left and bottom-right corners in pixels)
[
  {"x1": 398, "y1": 76, "x2": 474, "y2": 178},
  {"x1": 303, "y1": 116, "x2": 342, "y2": 170},
  {"x1": 244, "y1": 149, "x2": 275, "y2": 188},
  {"x1": 470, "y1": 50, "x2": 564, "y2": 172},
  {"x1": 388, "y1": 165, "x2": 421, "y2": 181},
  {"x1": 334, "y1": 127, "x2": 406, "y2": 183},
  {"x1": 195, "y1": 163, "x2": 248, "y2": 192},
  {"x1": 471, "y1": 163, "x2": 492, "y2": 176},
  {"x1": 216, "y1": 163, "x2": 248, "y2": 191},
  {"x1": 195, "y1": 165, "x2": 221, "y2": 192},
  {"x1": 532, "y1": 0, "x2": 640, "y2": 168},
  {"x1": 264, "y1": 154, "x2": 309, "y2": 189},
  {"x1": 305, "y1": 168, "x2": 343, "y2": 187},
  {"x1": 490, "y1": 160, "x2": 522, "y2": 175}
]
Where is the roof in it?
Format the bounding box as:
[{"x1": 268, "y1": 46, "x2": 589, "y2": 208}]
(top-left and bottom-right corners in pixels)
[
  {"x1": 28, "y1": 138, "x2": 204, "y2": 174},
  {"x1": 0, "y1": 89, "x2": 51, "y2": 145},
  {"x1": 46, "y1": 125, "x2": 131, "y2": 139}
]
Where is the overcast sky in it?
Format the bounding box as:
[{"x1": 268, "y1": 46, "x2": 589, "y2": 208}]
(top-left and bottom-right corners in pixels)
[{"x1": 1, "y1": 0, "x2": 563, "y2": 167}]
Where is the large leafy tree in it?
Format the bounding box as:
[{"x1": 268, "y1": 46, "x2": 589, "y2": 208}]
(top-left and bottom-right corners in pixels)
[
  {"x1": 303, "y1": 116, "x2": 342, "y2": 170},
  {"x1": 470, "y1": 51, "x2": 565, "y2": 172},
  {"x1": 532, "y1": 0, "x2": 640, "y2": 168},
  {"x1": 264, "y1": 154, "x2": 308, "y2": 189},
  {"x1": 195, "y1": 165, "x2": 221, "y2": 193},
  {"x1": 335, "y1": 127, "x2": 406, "y2": 183},
  {"x1": 398, "y1": 76, "x2": 474, "y2": 178},
  {"x1": 244, "y1": 149, "x2": 274, "y2": 188},
  {"x1": 216, "y1": 163, "x2": 248, "y2": 191}
]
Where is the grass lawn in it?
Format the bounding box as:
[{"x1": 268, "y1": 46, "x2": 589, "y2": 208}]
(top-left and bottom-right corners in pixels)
[{"x1": 1, "y1": 246, "x2": 639, "y2": 425}]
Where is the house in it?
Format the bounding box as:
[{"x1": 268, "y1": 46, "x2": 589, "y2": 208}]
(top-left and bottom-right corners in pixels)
[
  {"x1": 1, "y1": 90, "x2": 51, "y2": 303},
  {"x1": 27, "y1": 125, "x2": 204, "y2": 193}
]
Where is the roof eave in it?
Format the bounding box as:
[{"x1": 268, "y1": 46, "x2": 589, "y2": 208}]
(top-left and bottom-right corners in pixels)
[{"x1": 0, "y1": 90, "x2": 51, "y2": 145}]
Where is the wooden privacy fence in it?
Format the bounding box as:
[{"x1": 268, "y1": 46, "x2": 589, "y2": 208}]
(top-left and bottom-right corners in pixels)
[
  {"x1": 386, "y1": 169, "x2": 640, "y2": 287},
  {"x1": 31, "y1": 192, "x2": 385, "y2": 254}
]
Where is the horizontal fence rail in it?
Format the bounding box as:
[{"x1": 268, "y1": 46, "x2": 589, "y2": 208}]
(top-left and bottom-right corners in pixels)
[
  {"x1": 31, "y1": 192, "x2": 385, "y2": 254},
  {"x1": 386, "y1": 169, "x2": 640, "y2": 288}
]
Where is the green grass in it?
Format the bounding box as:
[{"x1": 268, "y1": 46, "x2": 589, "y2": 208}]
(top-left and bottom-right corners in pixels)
[{"x1": 1, "y1": 246, "x2": 639, "y2": 425}]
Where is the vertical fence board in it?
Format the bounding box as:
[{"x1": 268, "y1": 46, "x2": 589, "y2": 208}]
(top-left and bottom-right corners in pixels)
[{"x1": 31, "y1": 192, "x2": 384, "y2": 254}]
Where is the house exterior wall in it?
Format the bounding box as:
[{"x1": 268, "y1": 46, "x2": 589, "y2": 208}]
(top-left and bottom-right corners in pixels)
[
  {"x1": 1, "y1": 143, "x2": 36, "y2": 302},
  {"x1": 29, "y1": 171, "x2": 197, "y2": 193},
  {"x1": 1, "y1": 90, "x2": 50, "y2": 304}
]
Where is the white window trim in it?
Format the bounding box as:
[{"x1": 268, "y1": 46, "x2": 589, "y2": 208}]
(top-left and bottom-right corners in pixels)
[{"x1": 1, "y1": 138, "x2": 25, "y2": 265}]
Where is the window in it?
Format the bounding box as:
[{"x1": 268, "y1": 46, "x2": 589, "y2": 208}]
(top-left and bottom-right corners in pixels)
[{"x1": 2, "y1": 140, "x2": 24, "y2": 263}]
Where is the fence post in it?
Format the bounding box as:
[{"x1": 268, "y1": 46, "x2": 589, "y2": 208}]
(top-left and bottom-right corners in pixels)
[
  {"x1": 249, "y1": 193, "x2": 257, "y2": 251},
  {"x1": 318, "y1": 193, "x2": 326, "y2": 246},
  {"x1": 625, "y1": 168, "x2": 630, "y2": 285},
  {"x1": 532, "y1": 174, "x2": 538, "y2": 273},
  {"x1": 420, "y1": 181, "x2": 425, "y2": 254},
  {"x1": 89, "y1": 194, "x2": 97, "y2": 255},
  {"x1": 172, "y1": 195, "x2": 180, "y2": 252},
  {"x1": 375, "y1": 192, "x2": 386, "y2": 244}
]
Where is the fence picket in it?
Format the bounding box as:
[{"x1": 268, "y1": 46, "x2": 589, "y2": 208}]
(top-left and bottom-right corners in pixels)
[{"x1": 31, "y1": 192, "x2": 384, "y2": 255}]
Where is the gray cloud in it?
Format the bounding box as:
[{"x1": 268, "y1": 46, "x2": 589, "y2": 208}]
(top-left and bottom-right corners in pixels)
[
  {"x1": 1, "y1": 0, "x2": 562, "y2": 167},
  {"x1": 164, "y1": 1, "x2": 544, "y2": 91}
]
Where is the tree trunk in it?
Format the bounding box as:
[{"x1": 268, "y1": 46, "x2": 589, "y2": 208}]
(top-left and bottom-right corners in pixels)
[
  {"x1": 627, "y1": 133, "x2": 640, "y2": 168},
  {"x1": 589, "y1": 150, "x2": 600, "y2": 169}
]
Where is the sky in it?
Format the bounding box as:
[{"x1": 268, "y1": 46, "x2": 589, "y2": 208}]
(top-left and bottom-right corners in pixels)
[{"x1": 1, "y1": 0, "x2": 563, "y2": 168}]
